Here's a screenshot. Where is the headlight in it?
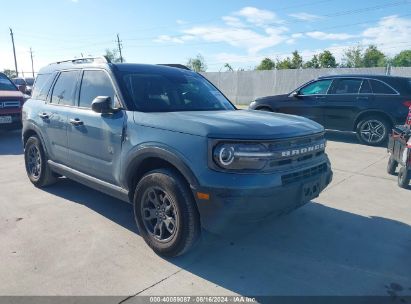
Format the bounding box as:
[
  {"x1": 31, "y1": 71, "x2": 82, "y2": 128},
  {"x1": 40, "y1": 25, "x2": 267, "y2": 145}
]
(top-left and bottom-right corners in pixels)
[{"x1": 213, "y1": 143, "x2": 269, "y2": 170}]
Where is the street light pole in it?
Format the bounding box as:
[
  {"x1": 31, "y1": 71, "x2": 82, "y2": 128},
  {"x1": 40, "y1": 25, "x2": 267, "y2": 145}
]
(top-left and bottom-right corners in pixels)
[{"x1": 9, "y1": 28, "x2": 18, "y2": 77}]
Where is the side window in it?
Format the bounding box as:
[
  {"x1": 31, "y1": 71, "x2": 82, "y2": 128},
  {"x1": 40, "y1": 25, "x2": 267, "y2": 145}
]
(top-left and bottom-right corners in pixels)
[
  {"x1": 333, "y1": 79, "x2": 362, "y2": 94},
  {"x1": 51, "y1": 71, "x2": 79, "y2": 105},
  {"x1": 32, "y1": 73, "x2": 55, "y2": 100},
  {"x1": 79, "y1": 70, "x2": 115, "y2": 108},
  {"x1": 359, "y1": 79, "x2": 372, "y2": 94},
  {"x1": 370, "y1": 79, "x2": 397, "y2": 95},
  {"x1": 299, "y1": 79, "x2": 332, "y2": 95}
]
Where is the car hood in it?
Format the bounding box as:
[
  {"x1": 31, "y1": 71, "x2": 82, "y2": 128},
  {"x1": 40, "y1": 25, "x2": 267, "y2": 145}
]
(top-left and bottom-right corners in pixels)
[
  {"x1": 133, "y1": 110, "x2": 324, "y2": 139},
  {"x1": 0, "y1": 90, "x2": 24, "y2": 99}
]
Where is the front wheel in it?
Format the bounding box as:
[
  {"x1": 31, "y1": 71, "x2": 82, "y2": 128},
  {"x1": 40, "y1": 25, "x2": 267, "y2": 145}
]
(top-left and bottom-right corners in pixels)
[
  {"x1": 398, "y1": 166, "x2": 410, "y2": 189},
  {"x1": 133, "y1": 169, "x2": 201, "y2": 257},
  {"x1": 356, "y1": 116, "x2": 390, "y2": 146},
  {"x1": 24, "y1": 136, "x2": 57, "y2": 187}
]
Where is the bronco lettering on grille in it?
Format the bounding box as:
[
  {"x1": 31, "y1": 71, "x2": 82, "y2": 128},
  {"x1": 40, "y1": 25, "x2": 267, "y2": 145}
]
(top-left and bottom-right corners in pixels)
[{"x1": 281, "y1": 143, "x2": 325, "y2": 157}]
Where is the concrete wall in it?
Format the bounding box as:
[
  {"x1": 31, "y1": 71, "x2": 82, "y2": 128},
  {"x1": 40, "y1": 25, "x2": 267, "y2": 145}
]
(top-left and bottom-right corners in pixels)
[{"x1": 201, "y1": 67, "x2": 411, "y2": 105}]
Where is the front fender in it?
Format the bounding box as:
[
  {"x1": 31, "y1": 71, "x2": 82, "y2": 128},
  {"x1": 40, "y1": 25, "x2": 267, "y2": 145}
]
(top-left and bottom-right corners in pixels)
[{"x1": 122, "y1": 143, "x2": 200, "y2": 191}]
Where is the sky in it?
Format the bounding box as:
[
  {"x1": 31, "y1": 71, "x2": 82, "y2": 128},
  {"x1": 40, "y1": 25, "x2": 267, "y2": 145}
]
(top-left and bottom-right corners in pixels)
[{"x1": 1, "y1": 0, "x2": 411, "y2": 74}]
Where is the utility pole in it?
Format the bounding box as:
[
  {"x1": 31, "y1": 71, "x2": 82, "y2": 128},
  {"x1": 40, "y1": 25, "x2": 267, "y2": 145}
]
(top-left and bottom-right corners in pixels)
[
  {"x1": 30, "y1": 47, "x2": 34, "y2": 78},
  {"x1": 9, "y1": 28, "x2": 18, "y2": 77},
  {"x1": 116, "y1": 33, "x2": 123, "y2": 63}
]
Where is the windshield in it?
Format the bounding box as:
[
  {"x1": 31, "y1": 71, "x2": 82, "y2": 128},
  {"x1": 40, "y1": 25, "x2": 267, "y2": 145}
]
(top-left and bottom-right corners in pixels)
[
  {"x1": 0, "y1": 74, "x2": 18, "y2": 91},
  {"x1": 25, "y1": 78, "x2": 35, "y2": 86},
  {"x1": 122, "y1": 71, "x2": 235, "y2": 112},
  {"x1": 13, "y1": 78, "x2": 26, "y2": 85}
]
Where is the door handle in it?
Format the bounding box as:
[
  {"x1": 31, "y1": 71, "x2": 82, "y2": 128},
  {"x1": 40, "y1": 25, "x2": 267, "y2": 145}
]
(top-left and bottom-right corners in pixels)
[
  {"x1": 69, "y1": 118, "x2": 84, "y2": 126},
  {"x1": 356, "y1": 96, "x2": 369, "y2": 100},
  {"x1": 315, "y1": 96, "x2": 326, "y2": 101},
  {"x1": 38, "y1": 112, "x2": 50, "y2": 119}
]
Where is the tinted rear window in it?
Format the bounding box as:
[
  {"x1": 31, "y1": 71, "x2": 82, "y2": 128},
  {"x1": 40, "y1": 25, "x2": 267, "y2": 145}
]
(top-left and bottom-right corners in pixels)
[
  {"x1": 370, "y1": 79, "x2": 397, "y2": 94},
  {"x1": 51, "y1": 71, "x2": 79, "y2": 106},
  {"x1": 32, "y1": 74, "x2": 55, "y2": 101},
  {"x1": 333, "y1": 79, "x2": 362, "y2": 94}
]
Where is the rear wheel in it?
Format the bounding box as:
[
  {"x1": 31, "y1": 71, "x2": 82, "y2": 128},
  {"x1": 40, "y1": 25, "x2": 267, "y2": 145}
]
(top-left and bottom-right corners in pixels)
[
  {"x1": 387, "y1": 155, "x2": 398, "y2": 175},
  {"x1": 356, "y1": 116, "x2": 390, "y2": 146},
  {"x1": 133, "y1": 168, "x2": 201, "y2": 257},
  {"x1": 398, "y1": 166, "x2": 410, "y2": 189},
  {"x1": 24, "y1": 136, "x2": 57, "y2": 187}
]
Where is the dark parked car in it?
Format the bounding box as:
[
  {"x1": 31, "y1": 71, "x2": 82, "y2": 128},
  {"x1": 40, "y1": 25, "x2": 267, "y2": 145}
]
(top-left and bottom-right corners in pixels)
[
  {"x1": 22, "y1": 57, "x2": 332, "y2": 256},
  {"x1": 12, "y1": 77, "x2": 27, "y2": 94},
  {"x1": 0, "y1": 72, "x2": 25, "y2": 130},
  {"x1": 24, "y1": 77, "x2": 35, "y2": 95},
  {"x1": 249, "y1": 75, "x2": 411, "y2": 145}
]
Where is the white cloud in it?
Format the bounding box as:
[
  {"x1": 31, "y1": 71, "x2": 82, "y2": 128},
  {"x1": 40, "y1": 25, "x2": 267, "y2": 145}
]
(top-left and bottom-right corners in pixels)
[
  {"x1": 176, "y1": 19, "x2": 187, "y2": 25},
  {"x1": 306, "y1": 31, "x2": 355, "y2": 40},
  {"x1": 183, "y1": 26, "x2": 288, "y2": 54},
  {"x1": 222, "y1": 16, "x2": 245, "y2": 28},
  {"x1": 289, "y1": 12, "x2": 322, "y2": 21},
  {"x1": 153, "y1": 34, "x2": 195, "y2": 44},
  {"x1": 361, "y1": 15, "x2": 411, "y2": 55},
  {"x1": 234, "y1": 6, "x2": 282, "y2": 26}
]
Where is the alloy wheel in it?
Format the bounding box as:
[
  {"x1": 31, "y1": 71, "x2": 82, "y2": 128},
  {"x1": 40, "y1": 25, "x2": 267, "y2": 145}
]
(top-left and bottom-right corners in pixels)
[
  {"x1": 141, "y1": 186, "x2": 178, "y2": 242},
  {"x1": 359, "y1": 120, "x2": 386, "y2": 144},
  {"x1": 27, "y1": 145, "x2": 42, "y2": 179}
]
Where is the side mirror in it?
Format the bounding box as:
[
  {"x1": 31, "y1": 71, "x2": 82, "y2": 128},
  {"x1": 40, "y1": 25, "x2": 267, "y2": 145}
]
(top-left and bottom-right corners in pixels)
[
  {"x1": 289, "y1": 91, "x2": 300, "y2": 99},
  {"x1": 91, "y1": 96, "x2": 113, "y2": 114},
  {"x1": 17, "y1": 85, "x2": 26, "y2": 94}
]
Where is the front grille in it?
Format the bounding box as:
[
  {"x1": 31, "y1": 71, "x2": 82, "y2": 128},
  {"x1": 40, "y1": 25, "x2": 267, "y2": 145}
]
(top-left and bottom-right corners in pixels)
[
  {"x1": 267, "y1": 133, "x2": 326, "y2": 168},
  {"x1": 281, "y1": 163, "x2": 327, "y2": 185},
  {"x1": 0, "y1": 100, "x2": 21, "y2": 109}
]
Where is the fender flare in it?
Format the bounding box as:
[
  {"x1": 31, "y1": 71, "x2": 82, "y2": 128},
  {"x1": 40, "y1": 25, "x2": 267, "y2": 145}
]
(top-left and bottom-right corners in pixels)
[{"x1": 122, "y1": 144, "x2": 200, "y2": 191}]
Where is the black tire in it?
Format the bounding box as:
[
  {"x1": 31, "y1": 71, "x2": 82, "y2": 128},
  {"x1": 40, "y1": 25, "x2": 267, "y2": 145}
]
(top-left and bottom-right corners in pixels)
[
  {"x1": 387, "y1": 155, "x2": 398, "y2": 175},
  {"x1": 398, "y1": 166, "x2": 410, "y2": 189},
  {"x1": 356, "y1": 116, "x2": 390, "y2": 146},
  {"x1": 24, "y1": 136, "x2": 57, "y2": 187},
  {"x1": 133, "y1": 168, "x2": 201, "y2": 257}
]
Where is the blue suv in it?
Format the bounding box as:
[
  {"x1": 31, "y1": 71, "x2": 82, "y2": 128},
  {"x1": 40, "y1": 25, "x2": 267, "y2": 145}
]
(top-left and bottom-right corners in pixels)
[{"x1": 22, "y1": 57, "x2": 332, "y2": 256}]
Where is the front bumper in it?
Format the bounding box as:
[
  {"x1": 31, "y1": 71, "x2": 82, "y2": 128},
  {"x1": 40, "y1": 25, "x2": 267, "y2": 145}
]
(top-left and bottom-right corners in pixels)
[{"x1": 194, "y1": 160, "x2": 333, "y2": 231}]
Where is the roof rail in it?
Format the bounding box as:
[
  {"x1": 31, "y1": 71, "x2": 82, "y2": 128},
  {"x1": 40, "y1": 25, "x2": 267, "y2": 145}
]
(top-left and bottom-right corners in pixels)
[
  {"x1": 157, "y1": 64, "x2": 191, "y2": 70},
  {"x1": 51, "y1": 56, "x2": 111, "y2": 65}
]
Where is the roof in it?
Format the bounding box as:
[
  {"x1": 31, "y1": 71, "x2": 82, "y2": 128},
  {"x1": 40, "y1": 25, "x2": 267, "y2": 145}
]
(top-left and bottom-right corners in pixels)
[
  {"x1": 37, "y1": 56, "x2": 192, "y2": 75},
  {"x1": 318, "y1": 74, "x2": 410, "y2": 80}
]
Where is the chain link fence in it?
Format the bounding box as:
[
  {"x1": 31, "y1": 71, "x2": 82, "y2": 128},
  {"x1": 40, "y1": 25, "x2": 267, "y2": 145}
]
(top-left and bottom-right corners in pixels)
[{"x1": 201, "y1": 67, "x2": 411, "y2": 105}]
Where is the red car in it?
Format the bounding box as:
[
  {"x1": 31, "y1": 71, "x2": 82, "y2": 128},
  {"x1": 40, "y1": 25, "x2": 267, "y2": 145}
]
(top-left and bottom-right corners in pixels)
[{"x1": 0, "y1": 72, "x2": 25, "y2": 130}]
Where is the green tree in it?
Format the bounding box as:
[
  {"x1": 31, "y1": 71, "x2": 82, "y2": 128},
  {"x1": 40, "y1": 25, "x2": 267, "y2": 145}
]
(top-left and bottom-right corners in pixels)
[
  {"x1": 291, "y1": 50, "x2": 303, "y2": 69},
  {"x1": 104, "y1": 48, "x2": 124, "y2": 63},
  {"x1": 362, "y1": 45, "x2": 386, "y2": 67},
  {"x1": 224, "y1": 63, "x2": 234, "y2": 71},
  {"x1": 255, "y1": 58, "x2": 275, "y2": 70},
  {"x1": 341, "y1": 45, "x2": 363, "y2": 68},
  {"x1": 276, "y1": 57, "x2": 293, "y2": 69},
  {"x1": 392, "y1": 50, "x2": 411, "y2": 67},
  {"x1": 187, "y1": 54, "x2": 207, "y2": 72},
  {"x1": 304, "y1": 55, "x2": 320, "y2": 68},
  {"x1": 3, "y1": 69, "x2": 17, "y2": 78},
  {"x1": 318, "y1": 50, "x2": 337, "y2": 68}
]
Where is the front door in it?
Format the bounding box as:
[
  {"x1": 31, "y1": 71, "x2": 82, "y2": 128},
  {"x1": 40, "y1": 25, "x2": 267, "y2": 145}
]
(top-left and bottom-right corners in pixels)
[
  {"x1": 281, "y1": 79, "x2": 333, "y2": 126},
  {"x1": 67, "y1": 69, "x2": 125, "y2": 184}
]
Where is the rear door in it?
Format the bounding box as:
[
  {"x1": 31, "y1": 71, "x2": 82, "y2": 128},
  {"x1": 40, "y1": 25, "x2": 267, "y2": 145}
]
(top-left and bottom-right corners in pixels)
[
  {"x1": 39, "y1": 70, "x2": 80, "y2": 165},
  {"x1": 280, "y1": 79, "x2": 333, "y2": 125},
  {"x1": 66, "y1": 69, "x2": 125, "y2": 184},
  {"x1": 323, "y1": 78, "x2": 373, "y2": 131}
]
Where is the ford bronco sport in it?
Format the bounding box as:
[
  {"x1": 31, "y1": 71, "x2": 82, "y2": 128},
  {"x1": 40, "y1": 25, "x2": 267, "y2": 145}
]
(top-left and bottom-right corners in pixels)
[{"x1": 22, "y1": 57, "x2": 333, "y2": 256}]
